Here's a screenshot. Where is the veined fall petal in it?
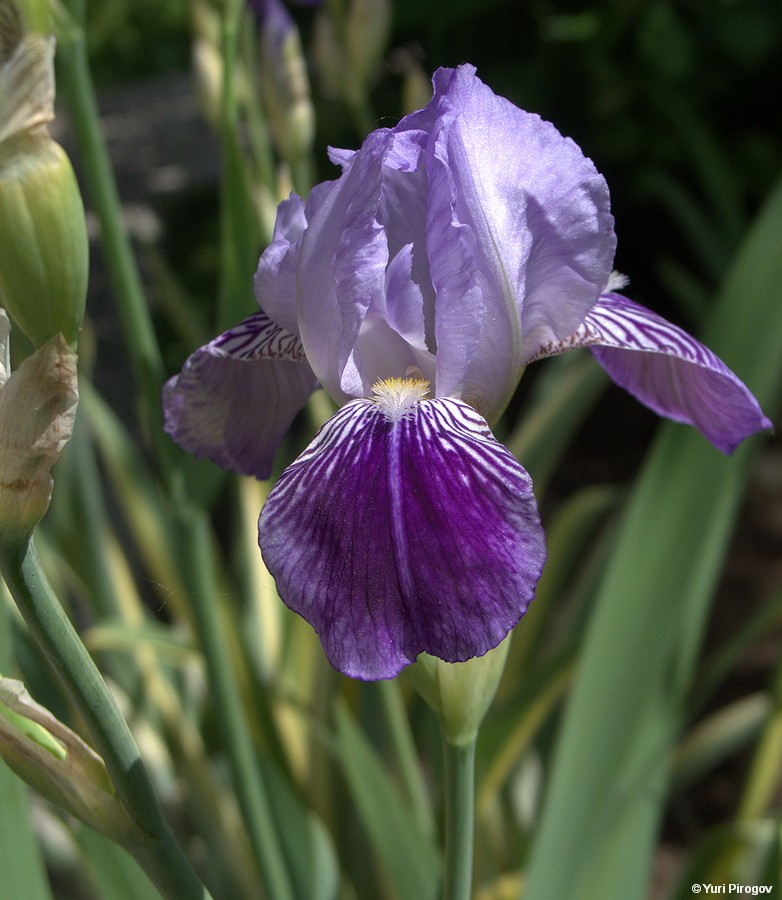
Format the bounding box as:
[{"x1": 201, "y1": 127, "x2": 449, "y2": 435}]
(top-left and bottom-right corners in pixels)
[
  {"x1": 163, "y1": 311, "x2": 318, "y2": 479},
  {"x1": 259, "y1": 379, "x2": 546, "y2": 680},
  {"x1": 526, "y1": 293, "x2": 772, "y2": 453}
]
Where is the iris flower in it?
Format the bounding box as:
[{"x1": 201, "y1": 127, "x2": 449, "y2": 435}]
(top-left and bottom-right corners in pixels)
[{"x1": 163, "y1": 65, "x2": 770, "y2": 680}]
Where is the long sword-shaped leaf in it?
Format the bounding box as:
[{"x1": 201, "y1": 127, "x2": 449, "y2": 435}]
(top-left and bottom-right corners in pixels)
[{"x1": 523, "y1": 173, "x2": 782, "y2": 899}]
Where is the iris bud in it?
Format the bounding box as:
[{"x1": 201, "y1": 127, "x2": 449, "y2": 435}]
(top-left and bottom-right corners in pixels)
[
  {"x1": 344, "y1": 0, "x2": 391, "y2": 86},
  {"x1": 313, "y1": 0, "x2": 389, "y2": 110},
  {"x1": 258, "y1": 0, "x2": 314, "y2": 165},
  {"x1": 191, "y1": 0, "x2": 222, "y2": 128},
  {"x1": 405, "y1": 638, "x2": 511, "y2": 745},
  {"x1": 0, "y1": 134, "x2": 88, "y2": 348},
  {"x1": 0, "y1": 7, "x2": 88, "y2": 350}
]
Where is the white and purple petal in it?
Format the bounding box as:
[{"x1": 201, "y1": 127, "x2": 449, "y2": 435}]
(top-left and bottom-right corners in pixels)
[
  {"x1": 163, "y1": 311, "x2": 318, "y2": 478},
  {"x1": 259, "y1": 393, "x2": 546, "y2": 679},
  {"x1": 527, "y1": 293, "x2": 772, "y2": 453}
]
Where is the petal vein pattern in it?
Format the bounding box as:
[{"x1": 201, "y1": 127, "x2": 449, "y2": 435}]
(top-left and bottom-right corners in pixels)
[
  {"x1": 163, "y1": 311, "x2": 317, "y2": 479},
  {"x1": 259, "y1": 396, "x2": 547, "y2": 679},
  {"x1": 213, "y1": 311, "x2": 308, "y2": 362},
  {"x1": 526, "y1": 294, "x2": 772, "y2": 453}
]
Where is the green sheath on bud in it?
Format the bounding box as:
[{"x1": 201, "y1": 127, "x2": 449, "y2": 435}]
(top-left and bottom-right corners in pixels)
[
  {"x1": 0, "y1": 133, "x2": 88, "y2": 348},
  {"x1": 406, "y1": 638, "x2": 511, "y2": 746},
  {"x1": 0, "y1": 6, "x2": 87, "y2": 349}
]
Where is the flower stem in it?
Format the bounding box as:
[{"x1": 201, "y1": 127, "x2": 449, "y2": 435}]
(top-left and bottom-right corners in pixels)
[
  {"x1": 442, "y1": 737, "x2": 477, "y2": 900},
  {"x1": 53, "y1": 8, "x2": 173, "y2": 468},
  {"x1": 0, "y1": 537, "x2": 210, "y2": 900}
]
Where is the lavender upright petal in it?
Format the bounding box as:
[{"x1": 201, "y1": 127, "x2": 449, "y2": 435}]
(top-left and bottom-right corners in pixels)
[
  {"x1": 527, "y1": 293, "x2": 772, "y2": 453},
  {"x1": 163, "y1": 311, "x2": 318, "y2": 478},
  {"x1": 397, "y1": 65, "x2": 617, "y2": 421},
  {"x1": 259, "y1": 388, "x2": 546, "y2": 679},
  {"x1": 254, "y1": 192, "x2": 308, "y2": 335},
  {"x1": 297, "y1": 129, "x2": 397, "y2": 399}
]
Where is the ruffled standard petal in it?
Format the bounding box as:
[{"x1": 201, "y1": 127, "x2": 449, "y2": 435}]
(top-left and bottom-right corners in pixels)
[
  {"x1": 259, "y1": 391, "x2": 546, "y2": 679},
  {"x1": 410, "y1": 65, "x2": 616, "y2": 420},
  {"x1": 527, "y1": 293, "x2": 772, "y2": 453},
  {"x1": 298, "y1": 130, "x2": 395, "y2": 400},
  {"x1": 163, "y1": 311, "x2": 318, "y2": 478},
  {"x1": 254, "y1": 184, "x2": 336, "y2": 335}
]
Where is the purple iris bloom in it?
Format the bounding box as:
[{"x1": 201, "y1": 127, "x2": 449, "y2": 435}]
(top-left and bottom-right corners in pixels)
[{"x1": 163, "y1": 65, "x2": 771, "y2": 680}]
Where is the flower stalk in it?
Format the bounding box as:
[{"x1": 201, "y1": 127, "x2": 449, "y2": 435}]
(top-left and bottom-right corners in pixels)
[
  {"x1": 51, "y1": 4, "x2": 169, "y2": 457},
  {"x1": 442, "y1": 736, "x2": 477, "y2": 900}
]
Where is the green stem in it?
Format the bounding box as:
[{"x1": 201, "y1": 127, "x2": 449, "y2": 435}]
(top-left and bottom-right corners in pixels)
[
  {"x1": 176, "y1": 506, "x2": 296, "y2": 900},
  {"x1": 54, "y1": 10, "x2": 172, "y2": 468},
  {"x1": 0, "y1": 538, "x2": 210, "y2": 900},
  {"x1": 442, "y1": 737, "x2": 476, "y2": 900}
]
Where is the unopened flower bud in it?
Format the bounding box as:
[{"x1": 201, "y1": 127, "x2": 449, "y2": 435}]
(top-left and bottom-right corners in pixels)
[
  {"x1": 12, "y1": 0, "x2": 49, "y2": 33},
  {"x1": 0, "y1": 315, "x2": 78, "y2": 543},
  {"x1": 0, "y1": 676, "x2": 144, "y2": 842},
  {"x1": 0, "y1": 134, "x2": 88, "y2": 348},
  {"x1": 257, "y1": 0, "x2": 314, "y2": 164},
  {"x1": 405, "y1": 638, "x2": 511, "y2": 745},
  {"x1": 0, "y1": 7, "x2": 88, "y2": 349},
  {"x1": 313, "y1": 0, "x2": 389, "y2": 107}
]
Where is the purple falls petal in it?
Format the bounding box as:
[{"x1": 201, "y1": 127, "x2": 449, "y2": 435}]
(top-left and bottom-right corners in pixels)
[
  {"x1": 259, "y1": 396, "x2": 547, "y2": 679},
  {"x1": 163, "y1": 311, "x2": 318, "y2": 478},
  {"x1": 527, "y1": 293, "x2": 772, "y2": 453}
]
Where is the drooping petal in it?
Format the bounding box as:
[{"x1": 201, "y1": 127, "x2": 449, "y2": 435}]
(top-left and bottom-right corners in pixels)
[
  {"x1": 259, "y1": 392, "x2": 546, "y2": 679},
  {"x1": 526, "y1": 293, "x2": 772, "y2": 453},
  {"x1": 163, "y1": 311, "x2": 318, "y2": 478}
]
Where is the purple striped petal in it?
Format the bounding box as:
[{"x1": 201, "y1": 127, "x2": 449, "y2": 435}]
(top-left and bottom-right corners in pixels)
[
  {"x1": 163, "y1": 311, "x2": 318, "y2": 478},
  {"x1": 527, "y1": 293, "x2": 772, "y2": 453},
  {"x1": 259, "y1": 386, "x2": 546, "y2": 679}
]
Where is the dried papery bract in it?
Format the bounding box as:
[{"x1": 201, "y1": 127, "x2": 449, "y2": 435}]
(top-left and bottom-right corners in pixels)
[{"x1": 0, "y1": 319, "x2": 78, "y2": 543}]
